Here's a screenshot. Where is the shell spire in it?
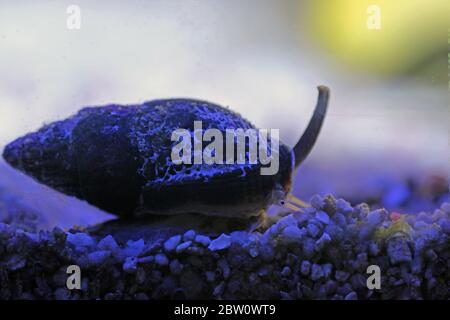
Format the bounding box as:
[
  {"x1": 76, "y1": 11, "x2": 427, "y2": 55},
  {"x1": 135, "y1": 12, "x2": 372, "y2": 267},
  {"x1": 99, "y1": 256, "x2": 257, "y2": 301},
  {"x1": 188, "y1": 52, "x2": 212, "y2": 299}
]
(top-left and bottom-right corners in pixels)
[{"x1": 292, "y1": 85, "x2": 329, "y2": 168}]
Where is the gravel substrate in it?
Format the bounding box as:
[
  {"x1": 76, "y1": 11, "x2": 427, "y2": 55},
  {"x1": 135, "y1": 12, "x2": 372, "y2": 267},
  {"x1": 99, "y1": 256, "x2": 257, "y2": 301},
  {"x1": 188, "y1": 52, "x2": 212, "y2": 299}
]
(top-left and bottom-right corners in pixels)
[{"x1": 0, "y1": 194, "x2": 449, "y2": 300}]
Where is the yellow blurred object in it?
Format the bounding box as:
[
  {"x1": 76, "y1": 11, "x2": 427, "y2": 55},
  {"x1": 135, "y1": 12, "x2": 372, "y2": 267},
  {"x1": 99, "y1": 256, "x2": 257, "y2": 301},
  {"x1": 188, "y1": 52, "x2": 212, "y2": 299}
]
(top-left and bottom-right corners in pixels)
[{"x1": 306, "y1": 0, "x2": 450, "y2": 81}]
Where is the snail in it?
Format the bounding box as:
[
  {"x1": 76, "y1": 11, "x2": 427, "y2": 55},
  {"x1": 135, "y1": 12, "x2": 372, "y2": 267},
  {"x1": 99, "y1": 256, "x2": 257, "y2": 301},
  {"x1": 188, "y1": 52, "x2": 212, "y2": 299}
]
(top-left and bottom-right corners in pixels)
[{"x1": 2, "y1": 86, "x2": 329, "y2": 223}]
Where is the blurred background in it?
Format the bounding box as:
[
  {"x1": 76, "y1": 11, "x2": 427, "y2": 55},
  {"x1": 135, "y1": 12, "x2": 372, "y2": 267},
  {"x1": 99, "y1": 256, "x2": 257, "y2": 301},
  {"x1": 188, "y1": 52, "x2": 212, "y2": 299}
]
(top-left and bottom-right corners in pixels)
[{"x1": 0, "y1": 0, "x2": 448, "y2": 228}]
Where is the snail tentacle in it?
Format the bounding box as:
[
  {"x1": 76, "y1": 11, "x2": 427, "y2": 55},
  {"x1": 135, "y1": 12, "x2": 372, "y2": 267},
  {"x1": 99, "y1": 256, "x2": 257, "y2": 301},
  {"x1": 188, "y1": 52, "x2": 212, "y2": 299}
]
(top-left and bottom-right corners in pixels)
[{"x1": 292, "y1": 86, "x2": 329, "y2": 168}]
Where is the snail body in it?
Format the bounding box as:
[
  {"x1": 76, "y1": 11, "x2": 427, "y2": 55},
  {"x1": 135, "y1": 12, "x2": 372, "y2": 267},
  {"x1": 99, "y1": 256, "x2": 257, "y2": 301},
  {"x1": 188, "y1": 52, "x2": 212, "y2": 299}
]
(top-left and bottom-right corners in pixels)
[{"x1": 2, "y1": 87, "x2": 329, "y2": 219}]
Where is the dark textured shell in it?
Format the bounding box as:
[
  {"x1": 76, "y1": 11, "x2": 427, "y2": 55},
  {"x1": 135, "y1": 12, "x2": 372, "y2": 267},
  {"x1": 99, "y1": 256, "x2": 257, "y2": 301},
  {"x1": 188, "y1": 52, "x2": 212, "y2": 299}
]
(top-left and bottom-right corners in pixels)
[{"x1": 3, "y1": 99, "x2": 293, "y2": 217}]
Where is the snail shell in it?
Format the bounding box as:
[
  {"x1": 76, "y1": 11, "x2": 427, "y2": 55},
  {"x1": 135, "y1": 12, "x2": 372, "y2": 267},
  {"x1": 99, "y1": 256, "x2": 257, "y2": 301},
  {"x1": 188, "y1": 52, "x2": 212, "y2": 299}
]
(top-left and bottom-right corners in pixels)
[{"x1": 2, "y1": 87, "x2": 329, "y2": 218}]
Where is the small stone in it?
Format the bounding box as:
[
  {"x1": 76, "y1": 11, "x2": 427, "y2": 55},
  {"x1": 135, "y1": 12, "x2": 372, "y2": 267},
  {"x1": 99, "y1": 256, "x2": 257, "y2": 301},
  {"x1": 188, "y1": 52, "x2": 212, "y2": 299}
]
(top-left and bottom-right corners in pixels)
[
  {"x1": 277, "y1": 214, "x2": 298, "y2": 228},
  {"x1": 355, "y1": 203, "x2": 370, "y2": 218},
  {"x1": 440, "y1": 202, "x2": 450, "y2": 214},
  {"x1": 227, "y1": 279, "x2": 241, "y2": 294},
  {"x1": 281, "y1": 266, "x2": 291, "y2": 277},
  {"x1": 137, "y1": 256, "x2": 154, "y2": 264},
  {"x1": 369, "y1": 242, "x2": 380, "y2": 256},
  {"x1": 123, "y1": 239, "x2": 145, "y2": 257},
  {"x1": 421, "y1": 226, "x2": 440, "y2": 242},
  {"x1": 324, "y1": 225, "x2": 342, "y2": 241},
  {"x1": 155, "y1": 253, "x2": 169, "y2": 266},
  {"x1": 411, "y1": 256, "x2": 423, "y2": 274},
  {"x1": 123, "y1": 257, "x2": 138, "y2": 273},
  {"x1": 438, "y1": 219, "x2": 450, "y2": 234},
  {"x1": 87, "y1": 250, "x2": 110, "y2": 265},
  {"x1": 97, "y1": 235, "x2": 119, "y2": 252},
  {"x1": 322, "y1": 263, "x2": 333, "y2": 278},
  {"x1": 333, "y1": 213, "x2": 347, "y2": 227},
  {"x1": 311, "y1": 264, "x2": 324, "y2": 281},
  {"x1": 176, "y1": 241, "x2": 192, "y2": 253},
  {"x1": 367, "y1": 209, "x2": 385, "y2": 226},
  {"x1": 259, "y1": 244, "x2": 274, "y2": 261},
  {"x1": 425, "y1": 249, "x2": 437, "y2": 261},
  {"x1": 307, "y1": 223, "x2": 320, "y2": 238},
  {"x1": 248, "y1": 246, "x2": 259, "y2": 258},
  {"x1": 66, "y1": 232, "x2": 95, "y2": 248},
  {"x1": 194, "y1": 235, "x2": 211, "y2": 246},
  {"x1": 357, "y1": 252, "x2": 368, "y2": 261},
  {"x1": 258, "y1": 266, "x2": 270, "y2": 277},
  {"x1": 336, "y1": 199, "x2": 353, "y2": 215},
  {"x1": 345, "y1": 291, "x2": 358, "y2": 300},
  {"x1": 134, "y1": 292, "x2": 149, "y2": 300},
  {"x1": 156, "y1": 276, "x2": 177, "y2": 297},
  {"x1": 300, "y1": 260, "x2": 311, "y2": 275},
  {"x1": 337, "y1": 283, "x2": 353, "y2": 296},
  {"x1": 248, "y1": 272, "x2": 259, "y2": 284},
  {"x1": 280, "y1": 291, "x2": 292, "y2": 300},
  {"x1": 335, "y1": 270, "x2": 350, "y2": 282},
  {"x1": 183, "y1": 229, "x2": 196, "y2": 241},
  {"x1": 208, "y1": 234, "x2": 231, "y2": 251},
  {"x1": 413, "y1": 221, "x2": 428, "y2": 231},
  {"x1": 164, "y1": 235, "x2": 182, "y2": 252},
  {"x1": 217, "y1": 259, "x2": 230, "y2": 279},
  {"x1": 5, "y1": 254, "x2": 27, "y2": 271},
  {"x1": 136, "y1": 268, "x2": 146, "y2": 285},
  {"x1": 350, "y1": 274, "x2": 366, "y2": 290},
  {"x1": 315, "y1": 211, "x2": 330, "y2": 225},
  {"x1": 213, "y1": 282, "x2": 225, "y2": 297},
  {"x1": 310, "y1": 195, "x2": 325, "y2": 209},
  {"x1": 54, "y1": 288, "x2": 71, "y2": 300},
  {"x1": 387, "y1": 236, "x2": 412, "y2": 264},
  {"x1": 302, "y1": 238, "x2": 315, "y2": 258},
  {"x1": 315, "y1": 232, "x2": 331, "y2": 250},
  {"x1": 205, "y1": 271, "x2": 215, "y2": 282},
  {"x1": 417, "y1": 212, "x2": 433, "y2": 224},
  {"x1": 230, "y1": 231, "x2": 250, "y2": 245},
  {"x1": 324, "y1": 280, "x2": 337, "y2": 294},
  {"x1": 281, "y1": 225, "x2": 303, "y2": 243},
  {"x1": 169, "y1": 259, "x2": 183, "y2": 275}
]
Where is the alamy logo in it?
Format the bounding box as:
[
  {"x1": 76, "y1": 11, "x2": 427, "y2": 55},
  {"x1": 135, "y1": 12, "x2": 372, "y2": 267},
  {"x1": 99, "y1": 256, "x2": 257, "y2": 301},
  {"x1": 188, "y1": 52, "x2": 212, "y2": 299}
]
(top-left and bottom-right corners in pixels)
[
  {"x1": 366, "y1": 265, "x2": 381, "y2": 289},
  {"x1": 170, "y1": 121, "x2": 280, "y2": 175},
  {"x1": 366, "y1": 5, "x2": 381, "y2": 30},
  {"x1": 66, "y1": 265, "x2": 81, "y2": 290},
  {"x1": 66, "y1": 5, "x2": 81, "y2": 30}
]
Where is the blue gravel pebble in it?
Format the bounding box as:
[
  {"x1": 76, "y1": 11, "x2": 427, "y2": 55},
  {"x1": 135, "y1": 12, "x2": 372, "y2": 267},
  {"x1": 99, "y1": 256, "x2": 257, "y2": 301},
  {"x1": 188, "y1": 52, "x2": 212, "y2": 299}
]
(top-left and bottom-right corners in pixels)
[
  {"x1": 169, "y1": 259, "x2": 183, "y2": 275},
  {"x1": 301, "y1": 260, "x2": 311, "y2": 275},
  {"x1": 88, "y1": 250, "x2": 110, "y2": 265},
  {"x1": 155, "y1": 253, "x2": 169, "y2": 266},
  {"x1": 208, "y1": 234, "x2": 231, "y2": 251},
  {"x1": 123, "y1": 257, "x2": 138, "y2": 273},
  {"x1": 164, "y1": 235, "x2": 182, "y2": 252},
  {"x1": 183, "y1": 230, "x2": 196, "y2": 241},
  {"x1": 315, "y1": 211, "x2": 330, "y2": 225},
  {"x1": 194, "y1": 235, "x2": 211, "y2": 246},
  {"x1": 97, "y1": 235, "x2": 119, "y2": 252},
  {"x1": 307, "y1": 223, "x2": 321, "y2": 238},
  {"x1": 66, "y1": 233, "x2": 95, "y2": 248},
  {"x1": 176, "y1": 241, "x2": 192, "y2": 253},
  {"x1": 311, "y1": 264, "x2": 324, "y2": 281}
]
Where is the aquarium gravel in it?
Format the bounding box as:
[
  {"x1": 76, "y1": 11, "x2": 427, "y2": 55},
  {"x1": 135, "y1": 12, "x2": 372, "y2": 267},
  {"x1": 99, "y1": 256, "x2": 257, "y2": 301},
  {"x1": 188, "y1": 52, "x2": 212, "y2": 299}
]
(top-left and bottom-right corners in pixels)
[{"x1": 0, "y1": 194, "x2": 449, "y2": 300}]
